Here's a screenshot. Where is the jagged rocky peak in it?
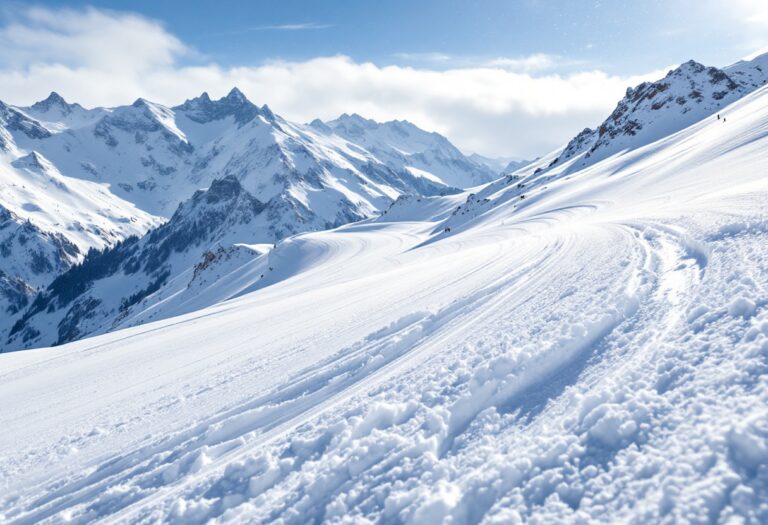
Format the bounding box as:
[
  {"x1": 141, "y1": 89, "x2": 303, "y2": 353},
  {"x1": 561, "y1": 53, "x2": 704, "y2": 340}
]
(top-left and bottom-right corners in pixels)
[
  {"x1": 329, "y1": 113, "x2": 445, "y2": 144},
  {"x1": 171, "y1": 175, "x2": 265, "y2": 227},
  {"x1": 605, "y1": 61, "x2": 738, "y2": 128},
  {"x1": 197, "y1": 175, "x2": 247, "y2": 204},
  {"x1": 225, "y1": 86, "x2": 248, "y2": 103},
  {"x1": 175, "y1": 87, "x2": 271, "y2": 125},
  {"x1": 546, "y1": 56, "x2": 765, "y2": 169},
  {"x1": 30, "y1": 91, "x2": 77, "y2": 113},
  {"x1": 625, "y1": 60, "x2": 740, "y2": 104},
  {"x1": 337, "y1": 112, "x2": 372, "y2": 123}
]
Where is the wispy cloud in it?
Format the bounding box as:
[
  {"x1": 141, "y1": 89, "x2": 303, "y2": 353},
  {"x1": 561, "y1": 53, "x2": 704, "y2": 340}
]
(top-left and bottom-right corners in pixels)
[
  {"x1": 393, "y1": 52, "x2": 590, "y2": 73},
  {"x1": 249, "y1": 22, "x2": 332, "y2": 31},
  {"x1": 703, "y1": 0, "x2": 768, "y2": 56},
  {"x1": 393, "y1": 52, "x2": 454, "y2": 63}
]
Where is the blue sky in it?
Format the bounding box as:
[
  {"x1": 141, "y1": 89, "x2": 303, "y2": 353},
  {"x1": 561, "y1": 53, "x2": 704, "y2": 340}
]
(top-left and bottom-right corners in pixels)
[
  {"x1": 24, "y1": 0, "x2": 763, "y2": 73},
  {"x1": 0, "y1": 1, "x2": 766, "y2": 156}
]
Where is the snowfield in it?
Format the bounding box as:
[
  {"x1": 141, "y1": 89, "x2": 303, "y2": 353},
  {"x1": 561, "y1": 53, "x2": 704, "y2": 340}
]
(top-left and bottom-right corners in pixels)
[{"x1": 2, "y1": 85, "x2": 768, "y2": 524}]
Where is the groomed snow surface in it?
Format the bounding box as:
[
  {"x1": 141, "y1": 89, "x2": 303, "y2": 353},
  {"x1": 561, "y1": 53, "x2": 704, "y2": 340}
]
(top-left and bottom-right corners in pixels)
[{"x1": 2, "y1": 87, "x2": 768, "y2": 524}]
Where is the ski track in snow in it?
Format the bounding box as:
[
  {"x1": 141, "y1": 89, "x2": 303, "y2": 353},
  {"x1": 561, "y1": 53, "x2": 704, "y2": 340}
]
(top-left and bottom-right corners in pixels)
[{"x1": 2, "y1": 88, "x2": 768, "y2": 524}]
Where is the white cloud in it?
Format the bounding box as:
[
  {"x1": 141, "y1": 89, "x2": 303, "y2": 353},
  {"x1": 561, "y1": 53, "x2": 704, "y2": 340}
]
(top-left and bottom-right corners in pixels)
[
  {"x1": 393, "y1": 52, "x2": 454, "y2": 63},
  {"x1": 732, "y1": 0, "x2": 768, "y2": 55},
  {"x1": 0, "y1": 6, "x2": 667, "y2": 157},
  {"x1": 392, "y1": 52, "x2": 588, "y2": 74},
  {"x1": 701, "y1": 0, "x2": 768, "y2": 56},
  {"x1": 730, "y1": 0, "x2": 768, "y2": 27},
  {"x1": 0, "y1": 7, "x2": 187, "y2": 71},
  {"x1": 249, "y1": 22, "x2": 332, "y2": 31},
  {"x1": 483, "y1": 53, "x2": 562, "y2": 72}
]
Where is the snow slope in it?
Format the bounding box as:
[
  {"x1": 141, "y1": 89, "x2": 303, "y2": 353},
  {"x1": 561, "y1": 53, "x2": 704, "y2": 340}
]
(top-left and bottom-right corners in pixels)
[{"x1": 1, "y1": 77, "x2": 768, "y2": 524}]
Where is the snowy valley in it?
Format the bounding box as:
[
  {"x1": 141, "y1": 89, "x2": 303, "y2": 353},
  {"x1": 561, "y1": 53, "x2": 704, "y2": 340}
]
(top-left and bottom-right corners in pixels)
[{"x1": 1, "y1": 49, "x2": 768, "y2": 525}]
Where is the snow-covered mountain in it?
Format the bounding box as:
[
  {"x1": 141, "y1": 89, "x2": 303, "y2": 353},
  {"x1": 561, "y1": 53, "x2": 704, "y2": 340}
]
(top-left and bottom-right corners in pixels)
[
  {"x1": 0, "y1": 206, "x2": 78, "y2": 320},
  {"x1": 0, "y1": 89, "x2": 492, "y2": 333},
  {"x1": 6, "y1": 176, "x2": 272, "y2": 349},
  {"x1": 501, "y1": 157, "x2": 536, "y2": 174},
  {"x1": 539, "y1": 52, "x2": 768, "y2": 174},
  {"x1": 10, "y1": 88, "x2": 486, "y2": 222},
  {"x1": 3, "y1": 60, "x2": 768, "y2": 524},
  {"x1": 467, "y1": 153, "x2": 533, "y2": 174},
  {"x1": 20, "y1": 91, "x2": 107, "y2": 132},
  {"x1": 0, "y1": 100, "x2": 161, "y2": 320},
  {"x1": 322, "y1": 113, "x2": 497, "y2": 188}
]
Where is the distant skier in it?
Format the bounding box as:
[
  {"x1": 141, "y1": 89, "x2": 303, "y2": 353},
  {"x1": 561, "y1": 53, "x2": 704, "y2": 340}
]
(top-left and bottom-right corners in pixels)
[{"x1": 717, "y1": 114, "x2": 721, "y2": 120}]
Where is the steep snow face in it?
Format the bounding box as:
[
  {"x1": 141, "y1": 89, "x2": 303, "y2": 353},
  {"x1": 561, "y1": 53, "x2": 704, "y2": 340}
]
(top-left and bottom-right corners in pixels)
[
  {"x1": 4, "y1": 177, "x2": 270, "y2": 350},
  {"x1": 2, "y1": 81, "x2": 768, "y2": 524},
  {"x1": 0, "y1": 150, "x2": 158, "y2": 252},
  {"x1": 0, "y1": 205, "x2": 79, "y2": 331},
  {"x1": 324, "y1": 113, "x2": 497, "y2": 188},
  {"x1": 542, "y1": 53, "x2": 768, "y2": 174},
  {"x1": 0, "y1": 126, "x2": 160, "y2": 328}
]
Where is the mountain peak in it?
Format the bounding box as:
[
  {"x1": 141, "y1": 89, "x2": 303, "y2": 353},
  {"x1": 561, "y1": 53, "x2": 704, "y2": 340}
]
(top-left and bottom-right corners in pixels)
[
  {"x1": 330, "y1": 113, "x2": 378, "y2": 131},
  {"x1": 674, "y1": 59, "x2": 706, "y2": 74},
  {"x1": 309, "y1": 118, "x2": 332, "y2": 133},
  {"x1": 347, "y1": 112, "x2": 373, "y2": 123},
  {"x1": 225, "y1": 87, "x2": 248, "y2": 103},
  {"x1": 175, "y1": 88, "x2": 261, "y2": 125},
  {"x1": 203, "y1": 175, "x2": 245, "y2": 203},
  {"x1": 30, "y1": 91, "x2": 75, "y2": 113},
  {"x1": 543, "y1": 55, "x2": 763, "y2": 173},
  {"x1": 40, "y1": 91, "x2": 67, "y2": 106}
]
